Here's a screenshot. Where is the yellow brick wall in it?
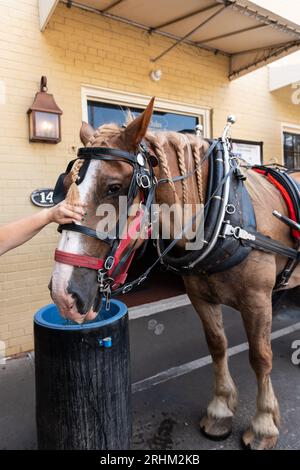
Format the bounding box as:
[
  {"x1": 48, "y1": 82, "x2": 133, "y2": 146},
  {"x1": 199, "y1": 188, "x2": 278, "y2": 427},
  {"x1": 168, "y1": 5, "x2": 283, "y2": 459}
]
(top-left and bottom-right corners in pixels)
[{"x1": 0, "y1": 0, "x2": 299, "y2": 355}]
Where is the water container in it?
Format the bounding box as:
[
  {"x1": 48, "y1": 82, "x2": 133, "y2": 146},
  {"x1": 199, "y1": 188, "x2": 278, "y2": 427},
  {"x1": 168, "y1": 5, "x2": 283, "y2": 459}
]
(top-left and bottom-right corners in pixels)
[{"x1": 34, "y1": 300, "x2": 131, "y2": 450}]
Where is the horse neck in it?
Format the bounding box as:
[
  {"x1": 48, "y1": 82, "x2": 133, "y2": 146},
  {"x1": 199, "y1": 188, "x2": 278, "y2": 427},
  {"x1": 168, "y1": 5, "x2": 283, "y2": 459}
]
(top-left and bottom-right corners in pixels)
[
  {"x1": 151, "y1": 135, "x2": 210, "y2": 208},
  {"x1": 149, "y1": 134, "x2": 210, "y2": 247}
]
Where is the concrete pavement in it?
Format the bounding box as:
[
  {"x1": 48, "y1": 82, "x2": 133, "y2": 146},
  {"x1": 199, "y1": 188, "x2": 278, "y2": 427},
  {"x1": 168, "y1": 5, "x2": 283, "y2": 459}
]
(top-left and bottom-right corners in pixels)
[{"x1": 0, "y1": 290, "x2": 299, "y2": 450}]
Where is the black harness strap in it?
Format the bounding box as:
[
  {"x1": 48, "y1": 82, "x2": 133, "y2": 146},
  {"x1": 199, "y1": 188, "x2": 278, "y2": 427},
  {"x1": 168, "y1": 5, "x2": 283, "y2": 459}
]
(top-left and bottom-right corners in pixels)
[
  {"x1": 77, "y1": 146, "x2": 139, "y2": 163},
  {"x1": 58, "y1": 223, "x2": 115, "y2": 246},
  {"x1": 219, "y1": 219, "x2": 298, "y2": 261},
  {"x1": 252, "y1": 233, "x2": 299, "y2": 259}
]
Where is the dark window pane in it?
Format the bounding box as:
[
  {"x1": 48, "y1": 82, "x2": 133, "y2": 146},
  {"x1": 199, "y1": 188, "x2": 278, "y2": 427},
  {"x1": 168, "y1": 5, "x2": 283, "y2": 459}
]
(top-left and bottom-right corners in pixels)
[
  {"x1": 87, "y1": 100, "x2": 199, "y2": 133},
  {"x1": 283, "y1": 132, "x2": 300, "y2": 169}
]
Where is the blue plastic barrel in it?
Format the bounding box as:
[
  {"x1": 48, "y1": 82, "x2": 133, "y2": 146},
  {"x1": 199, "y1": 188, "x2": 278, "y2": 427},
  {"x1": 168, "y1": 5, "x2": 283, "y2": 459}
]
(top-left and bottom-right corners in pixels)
[{"x1": 34, "y1": 300, "x2": 131, "y2": 450}]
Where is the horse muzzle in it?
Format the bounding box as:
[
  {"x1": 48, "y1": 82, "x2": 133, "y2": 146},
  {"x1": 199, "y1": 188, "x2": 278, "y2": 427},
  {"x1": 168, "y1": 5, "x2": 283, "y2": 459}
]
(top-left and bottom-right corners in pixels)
[{"x1": 49, "y1": 264, "x2": 101, "y2": 323}]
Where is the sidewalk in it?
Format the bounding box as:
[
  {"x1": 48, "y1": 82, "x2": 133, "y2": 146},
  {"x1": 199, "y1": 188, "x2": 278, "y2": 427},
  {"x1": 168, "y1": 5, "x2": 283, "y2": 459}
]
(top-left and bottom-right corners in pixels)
[{"x1": 0, "y1": 290, "x2": 299, "y2": 450}]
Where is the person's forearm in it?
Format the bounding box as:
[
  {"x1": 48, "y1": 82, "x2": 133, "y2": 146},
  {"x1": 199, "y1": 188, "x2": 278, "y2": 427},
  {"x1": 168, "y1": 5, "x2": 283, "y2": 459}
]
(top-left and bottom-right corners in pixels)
[
  {"x1": 0, "y1": 201, "x2": 85, "y2": 256},
  {"x1": 0, "y1": 209, "x2": 52, "y2": 255}
]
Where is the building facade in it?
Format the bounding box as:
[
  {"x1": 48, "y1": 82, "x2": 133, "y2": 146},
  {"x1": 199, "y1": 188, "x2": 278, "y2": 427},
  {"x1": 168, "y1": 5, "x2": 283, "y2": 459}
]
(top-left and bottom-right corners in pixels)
[{"x1": 0, "y1": 0, "x2": 299, "y2": 356}]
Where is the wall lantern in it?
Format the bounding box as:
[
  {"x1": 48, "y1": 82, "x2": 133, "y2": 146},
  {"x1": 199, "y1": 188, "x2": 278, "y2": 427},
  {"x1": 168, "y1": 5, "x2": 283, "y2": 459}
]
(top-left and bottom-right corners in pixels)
[{"x1": 27, "y1": 76, "x2": 62, "y2": 144}]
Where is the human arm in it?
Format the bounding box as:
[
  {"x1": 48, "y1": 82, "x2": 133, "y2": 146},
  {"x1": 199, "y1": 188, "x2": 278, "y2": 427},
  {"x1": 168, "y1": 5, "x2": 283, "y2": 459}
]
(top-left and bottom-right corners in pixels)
[{"x1": 0, "y1": 201, "x2": 85, "y2": 256}]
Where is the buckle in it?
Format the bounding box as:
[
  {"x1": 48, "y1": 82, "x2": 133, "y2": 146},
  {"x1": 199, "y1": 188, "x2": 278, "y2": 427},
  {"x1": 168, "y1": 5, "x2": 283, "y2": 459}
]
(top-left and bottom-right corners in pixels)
[
  {"x1": 221, "y1": 223, "x2": 256, "y2": 241},
  {"x1": 97, "y1": 268, "x2": 106, "y2": 285},
  {"x1": 104, "y1": 256, "x2": 115, "y2": 270},
  {"x1": 233, "y1": 226, "x2": 255, "y2": 241},
  {"x1": 97, "y1": 269, "x2": 113, "y2": 293},
  {"x1": 104, "y1": 289, "x2": 111, "y2": 311},
  {"x1": 137, "y1": 275, "x2": 147, "y2": 285},
  {"x1": 136, "y1": 173, "x2": 151, "y2": 189},
  {"x1": 122, "y1": 284, "x2": 133, "y2": 294}
]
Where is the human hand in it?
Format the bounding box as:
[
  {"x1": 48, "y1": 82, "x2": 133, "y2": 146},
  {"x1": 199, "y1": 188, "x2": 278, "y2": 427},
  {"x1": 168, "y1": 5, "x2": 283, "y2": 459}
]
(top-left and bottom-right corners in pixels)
[{"x1": 46, "y1": 200, "x2": 87, "y2": 225}]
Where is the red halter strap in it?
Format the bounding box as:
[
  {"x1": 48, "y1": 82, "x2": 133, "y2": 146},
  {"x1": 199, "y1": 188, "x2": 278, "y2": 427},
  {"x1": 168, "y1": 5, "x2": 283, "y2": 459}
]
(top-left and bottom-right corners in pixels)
[
  {"x1": 55, "y1": 250, "x2": 103, "y2": 270},
  {"x1": 54, "y1": 249, "x2": 134, "y2": 288},
  {"x1": 54, "y1": 208, "x2": 149, "y2": 290}
]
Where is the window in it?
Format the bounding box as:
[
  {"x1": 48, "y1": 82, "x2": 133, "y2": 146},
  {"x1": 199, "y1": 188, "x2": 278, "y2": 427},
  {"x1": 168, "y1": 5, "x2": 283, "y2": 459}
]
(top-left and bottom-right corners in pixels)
[
  {"x1": 284, "y1": 132, "x2": 300, "y2": 169},
  {"x1": 88, "y1": 101, "x2": 199, "y2": 133},
  {"x1": 82, "y1": 86, "x2": 212, "y2": 137}
]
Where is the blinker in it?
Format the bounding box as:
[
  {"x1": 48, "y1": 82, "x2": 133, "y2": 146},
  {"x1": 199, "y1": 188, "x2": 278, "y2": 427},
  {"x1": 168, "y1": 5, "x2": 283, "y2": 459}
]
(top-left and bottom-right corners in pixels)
[
  {"x1": 148, "y1": 154, "x2": 159, "y2": 167},
  {"x1": 52, "y1": 159, "x2": 91, "y2": 205},
  {"x1": 53, "y1": 173, "x2": 67, "y2": 205}
]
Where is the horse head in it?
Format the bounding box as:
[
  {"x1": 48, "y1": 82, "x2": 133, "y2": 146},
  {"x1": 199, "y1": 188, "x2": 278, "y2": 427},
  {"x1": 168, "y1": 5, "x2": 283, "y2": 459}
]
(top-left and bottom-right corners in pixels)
[{"x1": 50, "y1": 97, "x2": 155, "y2": 323}]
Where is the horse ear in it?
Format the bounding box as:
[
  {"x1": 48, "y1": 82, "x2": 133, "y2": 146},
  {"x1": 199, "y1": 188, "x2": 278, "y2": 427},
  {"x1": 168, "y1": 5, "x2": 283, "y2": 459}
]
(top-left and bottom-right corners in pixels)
[
  {"x1": 80, "y1": 122, "x2": 95, "y2": 146},
  {"x1": 123, "y1": 97, "x2": 155, "y2": 148}
]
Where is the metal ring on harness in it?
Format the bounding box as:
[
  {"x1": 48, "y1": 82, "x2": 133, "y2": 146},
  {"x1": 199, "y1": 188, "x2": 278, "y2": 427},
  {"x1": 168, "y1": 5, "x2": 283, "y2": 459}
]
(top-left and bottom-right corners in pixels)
[
  {"x1": 104, "y1": 256, "x2": 115, "y2": 270},
  {"x1": 136, "y1": 173, "x2": 151, "y2": 189},
  {"x1": 226, "y1": 204, "x2": 236, "y2": 215}
]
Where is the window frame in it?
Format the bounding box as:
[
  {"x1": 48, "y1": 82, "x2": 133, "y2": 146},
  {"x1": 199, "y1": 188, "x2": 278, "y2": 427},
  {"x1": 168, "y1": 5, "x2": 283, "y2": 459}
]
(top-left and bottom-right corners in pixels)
[
  {"x1": 81, "y1": 85, "x2": 212, "y2": 137},
  {"x1": 281, "y1": 122, "x2": 300, "y2": 168}
]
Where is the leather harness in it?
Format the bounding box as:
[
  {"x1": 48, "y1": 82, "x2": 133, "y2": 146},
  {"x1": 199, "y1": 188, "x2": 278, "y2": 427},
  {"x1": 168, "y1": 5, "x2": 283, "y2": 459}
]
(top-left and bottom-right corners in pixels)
[{"x1": 53, "y1": 132, "x2": 300, "y2": 308}]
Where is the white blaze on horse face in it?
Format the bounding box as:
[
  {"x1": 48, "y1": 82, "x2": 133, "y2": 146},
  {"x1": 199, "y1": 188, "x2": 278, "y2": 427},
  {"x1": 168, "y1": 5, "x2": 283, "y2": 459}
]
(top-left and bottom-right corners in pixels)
[{"x1": 51, "y1": 161, "x2": 100, "y2": 310}]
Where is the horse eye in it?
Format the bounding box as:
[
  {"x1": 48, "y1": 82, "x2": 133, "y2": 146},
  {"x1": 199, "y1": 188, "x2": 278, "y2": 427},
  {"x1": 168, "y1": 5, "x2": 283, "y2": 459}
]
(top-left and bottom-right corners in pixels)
[{"x1": 107, "y1": 184, "x2": 121, "y2": 196}]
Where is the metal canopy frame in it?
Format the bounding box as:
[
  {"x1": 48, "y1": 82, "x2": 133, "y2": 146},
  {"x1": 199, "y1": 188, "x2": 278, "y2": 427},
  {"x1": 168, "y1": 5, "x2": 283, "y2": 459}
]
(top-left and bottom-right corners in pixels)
[
  {"x1": 151, "y1": 4, "x2": 229, "y2": 63},
  {"x1": 195, "y1": 23, "x2": 268, "y2": 45},
  {"x1": 60, "y1": 0, "x2": 230, "y2": 57},
  {"x1": 57, "y1": 0, "x2": 300, "y2": 79},
  {"x1": 149, "y1": 2, "x2": 219, "y2": 32}
]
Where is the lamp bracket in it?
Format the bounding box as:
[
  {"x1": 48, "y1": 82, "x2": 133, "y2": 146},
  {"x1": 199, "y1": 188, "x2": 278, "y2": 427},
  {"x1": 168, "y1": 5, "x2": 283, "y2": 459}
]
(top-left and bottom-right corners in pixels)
[{"x1": 40, "y1": 76, "x2": 48, "y2": 93}]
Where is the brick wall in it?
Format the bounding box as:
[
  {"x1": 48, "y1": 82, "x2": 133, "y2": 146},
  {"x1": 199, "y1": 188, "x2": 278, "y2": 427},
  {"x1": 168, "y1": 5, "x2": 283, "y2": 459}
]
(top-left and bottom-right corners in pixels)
[{"x1": 0, "y1": 0, "x2": 299, "y2": 355}]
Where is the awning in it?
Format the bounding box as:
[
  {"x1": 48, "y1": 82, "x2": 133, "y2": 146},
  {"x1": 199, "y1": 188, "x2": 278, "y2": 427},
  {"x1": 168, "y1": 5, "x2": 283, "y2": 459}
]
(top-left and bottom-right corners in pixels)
[{"x1": 40, "y1": 0, "x2": 300, "y2": 80}]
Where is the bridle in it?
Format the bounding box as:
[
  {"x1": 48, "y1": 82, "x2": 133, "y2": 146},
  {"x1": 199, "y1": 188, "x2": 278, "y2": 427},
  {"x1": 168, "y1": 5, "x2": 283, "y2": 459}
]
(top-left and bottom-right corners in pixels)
[{"x1": 54, "y1": 143, "x2": 157, "y2": 308}]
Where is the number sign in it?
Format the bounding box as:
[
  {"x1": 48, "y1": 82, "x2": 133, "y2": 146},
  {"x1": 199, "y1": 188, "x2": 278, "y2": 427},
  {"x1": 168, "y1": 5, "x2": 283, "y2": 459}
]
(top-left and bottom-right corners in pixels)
[{"x1": 30, "y1": 189, "x2": 54, "y2": 207}]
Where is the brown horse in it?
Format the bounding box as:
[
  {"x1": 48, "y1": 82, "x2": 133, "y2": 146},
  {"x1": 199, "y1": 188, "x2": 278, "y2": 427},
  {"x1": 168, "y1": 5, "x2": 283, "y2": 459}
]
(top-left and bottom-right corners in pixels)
[{"x1": 50, "y1": 98, "x2": 300, "y2": 450}]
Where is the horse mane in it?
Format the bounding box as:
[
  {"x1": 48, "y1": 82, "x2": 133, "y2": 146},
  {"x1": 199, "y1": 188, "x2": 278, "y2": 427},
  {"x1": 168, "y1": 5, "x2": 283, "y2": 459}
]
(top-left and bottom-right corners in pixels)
[
  {"x1": 146, "y1": 131, "x2": 207, "y2": 204},
  {"x1": 86, "y1": 124, "x2": 121, "y2": 147},
  {"x1": 87, "y1": 122, "x2": 208, "y2": 204}
]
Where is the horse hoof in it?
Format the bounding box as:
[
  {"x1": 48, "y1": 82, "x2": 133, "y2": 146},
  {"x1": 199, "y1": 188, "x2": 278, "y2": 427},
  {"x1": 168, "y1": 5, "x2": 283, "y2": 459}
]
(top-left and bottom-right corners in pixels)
[
  {"x1": 200, "y1": 414, "x2": 233, "y2": 441},
  {"x1": 241, "y1": 429, "x2": 278, "y2": 450}
]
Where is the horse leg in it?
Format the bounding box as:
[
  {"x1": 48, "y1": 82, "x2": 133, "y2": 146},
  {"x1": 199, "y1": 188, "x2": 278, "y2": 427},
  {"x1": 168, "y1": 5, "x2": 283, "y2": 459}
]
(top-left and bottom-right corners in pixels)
[
  {"x1": 187, "y1": 293, "x2": 238, "y2": 439},
  {"x1": 240, "y1": 293, "x2": 280, "y2": 450}
]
